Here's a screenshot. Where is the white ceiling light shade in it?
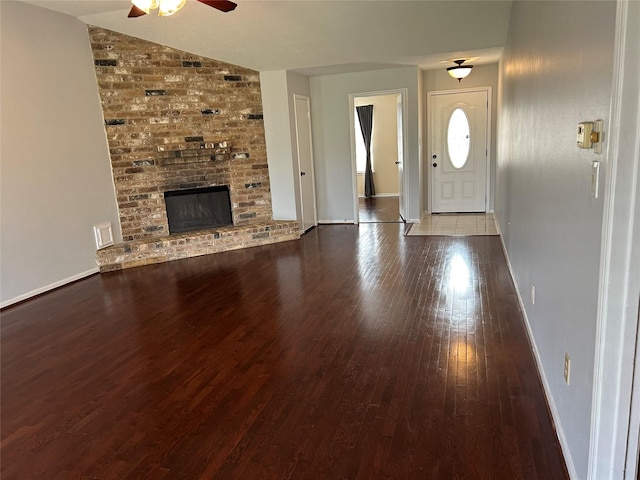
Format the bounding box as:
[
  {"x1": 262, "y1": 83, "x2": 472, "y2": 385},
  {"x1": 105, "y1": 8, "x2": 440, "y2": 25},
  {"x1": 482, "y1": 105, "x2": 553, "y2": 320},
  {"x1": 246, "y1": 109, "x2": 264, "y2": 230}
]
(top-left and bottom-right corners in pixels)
[
  {"x1": 131, "y1": 0, "x2": 159, "y2": 14},
  {"x1": 158, "y1": 0, "x2": 187, "y2": 16},
  {"x1": 131, "y1": 0, "x2": 186, "y2": 16},
  {"x1": 447, "y1": 59, "x2": 474, "y2": 82}
]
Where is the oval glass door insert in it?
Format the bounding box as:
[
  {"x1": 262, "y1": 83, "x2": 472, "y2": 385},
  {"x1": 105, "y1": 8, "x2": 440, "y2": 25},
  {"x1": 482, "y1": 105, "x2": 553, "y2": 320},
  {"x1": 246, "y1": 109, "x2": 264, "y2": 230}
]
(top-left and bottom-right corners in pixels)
[{"x1": 447, "y1": 108, "x2": 470, "y2": 169}]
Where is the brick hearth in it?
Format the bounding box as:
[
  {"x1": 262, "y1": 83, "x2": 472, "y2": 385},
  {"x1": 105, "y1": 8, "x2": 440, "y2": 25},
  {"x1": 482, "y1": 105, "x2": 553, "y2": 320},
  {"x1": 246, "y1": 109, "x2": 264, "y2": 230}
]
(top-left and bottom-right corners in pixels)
[{"x1": 96, "y1": 221, "x2": 299, "y2": 272}]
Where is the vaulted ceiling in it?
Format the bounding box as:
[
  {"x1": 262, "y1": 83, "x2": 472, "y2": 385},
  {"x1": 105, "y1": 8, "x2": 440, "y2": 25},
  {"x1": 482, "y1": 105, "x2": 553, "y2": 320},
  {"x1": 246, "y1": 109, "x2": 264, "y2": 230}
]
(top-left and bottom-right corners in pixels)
[{"x1": 18, "y1": 0, "x2": 512, "y2": 75}]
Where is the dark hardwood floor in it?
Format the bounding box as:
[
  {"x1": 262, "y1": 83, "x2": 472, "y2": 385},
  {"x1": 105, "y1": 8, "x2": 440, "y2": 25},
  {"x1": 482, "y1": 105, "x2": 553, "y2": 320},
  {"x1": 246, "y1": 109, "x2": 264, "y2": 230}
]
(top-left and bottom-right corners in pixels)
[
  {"x1": 358, "y1": 196, "x2": 403, "y2": 223},
  {"x1": 1, "y1": 224, "x2": 567, "y2": 479}
]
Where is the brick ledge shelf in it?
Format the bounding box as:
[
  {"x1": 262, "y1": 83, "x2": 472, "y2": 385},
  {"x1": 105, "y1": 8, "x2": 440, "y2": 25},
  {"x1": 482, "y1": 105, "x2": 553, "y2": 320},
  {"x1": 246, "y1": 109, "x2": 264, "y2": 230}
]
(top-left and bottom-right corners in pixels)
[{"x1": 96, "y1": 221, "x2": 300, "y2": 272}]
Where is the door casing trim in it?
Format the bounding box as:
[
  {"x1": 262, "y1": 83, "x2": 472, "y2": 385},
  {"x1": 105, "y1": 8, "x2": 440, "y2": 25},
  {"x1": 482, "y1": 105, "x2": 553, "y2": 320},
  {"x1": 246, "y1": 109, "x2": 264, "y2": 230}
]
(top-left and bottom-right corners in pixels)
[
  {"x1": 293, "y1": 94, "x2": 318, "y2": 233},
  {"x1": 348, "y1": 89, "x2": 408, "y2": 224}
]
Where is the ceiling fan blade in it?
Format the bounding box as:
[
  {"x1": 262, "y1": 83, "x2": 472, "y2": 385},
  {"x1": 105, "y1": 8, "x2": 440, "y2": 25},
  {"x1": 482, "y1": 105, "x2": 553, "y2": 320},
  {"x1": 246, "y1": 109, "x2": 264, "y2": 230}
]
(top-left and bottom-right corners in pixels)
[
  {"x1": 197, "y1": 0, "x2": 237, "y2": 13},
  {"x1": 128, "y1": 5, "x2": 147, "y2": 17}
]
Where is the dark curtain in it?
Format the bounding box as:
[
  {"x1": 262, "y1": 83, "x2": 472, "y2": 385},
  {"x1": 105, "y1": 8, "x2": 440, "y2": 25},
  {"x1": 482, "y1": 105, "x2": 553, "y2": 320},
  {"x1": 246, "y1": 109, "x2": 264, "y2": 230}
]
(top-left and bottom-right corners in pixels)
[{"x1": 356, "y1": 105, "x2": 375, "y2": 198}]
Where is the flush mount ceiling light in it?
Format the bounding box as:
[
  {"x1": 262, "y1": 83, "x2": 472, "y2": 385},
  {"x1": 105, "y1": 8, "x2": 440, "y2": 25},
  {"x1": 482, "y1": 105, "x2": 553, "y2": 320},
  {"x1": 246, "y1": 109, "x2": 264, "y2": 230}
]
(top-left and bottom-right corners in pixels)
[{"x1": 447, "y1": 59, "x2": 474, "y2": 82}]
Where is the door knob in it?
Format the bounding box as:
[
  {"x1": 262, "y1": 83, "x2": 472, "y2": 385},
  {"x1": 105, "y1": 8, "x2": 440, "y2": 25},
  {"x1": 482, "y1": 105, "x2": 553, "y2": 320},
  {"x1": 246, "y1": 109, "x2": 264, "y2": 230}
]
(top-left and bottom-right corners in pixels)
[
  {"x1": 301, "y1": 171, "x2": 306, "y2": 176},
  {"x1": 432, "y1": 154, "x2": 437, "y2": 159},
  {"x1": 433, "y1": 163, "x2": 438, "y2": 167},
  {"x1": 395, "y1": 161, "x2": 400, "y2": 165}
]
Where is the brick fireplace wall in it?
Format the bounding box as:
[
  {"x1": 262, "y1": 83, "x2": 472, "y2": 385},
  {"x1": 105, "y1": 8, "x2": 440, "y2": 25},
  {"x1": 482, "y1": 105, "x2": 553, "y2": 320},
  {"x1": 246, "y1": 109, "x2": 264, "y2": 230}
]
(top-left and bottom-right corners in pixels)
[{"x1": 88, "y1": 26, "x2": 272, "y2": 242}]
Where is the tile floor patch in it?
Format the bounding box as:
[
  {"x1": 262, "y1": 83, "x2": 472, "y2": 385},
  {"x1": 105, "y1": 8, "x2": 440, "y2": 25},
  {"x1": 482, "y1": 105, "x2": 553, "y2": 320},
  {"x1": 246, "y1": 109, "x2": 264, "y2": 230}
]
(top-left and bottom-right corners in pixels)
[{"x1": 407, "y1": 213, "x2": 499, "y2": 236}]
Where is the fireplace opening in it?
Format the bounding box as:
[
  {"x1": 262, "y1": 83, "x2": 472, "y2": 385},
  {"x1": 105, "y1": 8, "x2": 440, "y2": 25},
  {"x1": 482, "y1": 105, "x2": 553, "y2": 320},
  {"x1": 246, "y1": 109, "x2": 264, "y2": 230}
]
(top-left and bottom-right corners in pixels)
[{"x1": 164, "y1": 185, "x2": 232, "y2": 234}]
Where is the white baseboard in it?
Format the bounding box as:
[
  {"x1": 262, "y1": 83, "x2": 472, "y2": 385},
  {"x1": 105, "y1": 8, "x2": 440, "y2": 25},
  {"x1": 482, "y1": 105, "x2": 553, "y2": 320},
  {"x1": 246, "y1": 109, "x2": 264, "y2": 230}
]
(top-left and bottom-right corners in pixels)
[
  {"x1": 317, "y1": 220, "x2": 356, "y2": 224},
  {"x1": 357, "y1": 194, "x2": 399, "y2": 198},
  {"x1": 1, "y1": 267, "x2": 99, "y2": 309},
  {"x1": 494, "y1": 218, "x2": 577, "y2": 480}
]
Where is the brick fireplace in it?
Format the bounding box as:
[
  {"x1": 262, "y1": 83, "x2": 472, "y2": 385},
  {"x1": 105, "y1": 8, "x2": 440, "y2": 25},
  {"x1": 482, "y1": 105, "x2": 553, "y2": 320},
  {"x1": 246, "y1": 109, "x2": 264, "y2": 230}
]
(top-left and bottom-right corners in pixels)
[{"x1": 88, "y1": 27, "x2": 298, "y2": 271}]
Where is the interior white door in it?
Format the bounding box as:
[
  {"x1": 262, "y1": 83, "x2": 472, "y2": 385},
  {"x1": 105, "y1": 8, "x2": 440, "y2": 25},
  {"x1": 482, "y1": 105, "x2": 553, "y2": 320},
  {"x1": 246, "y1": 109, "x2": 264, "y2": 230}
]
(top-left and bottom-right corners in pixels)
[
  {"x1": 396, "y1": 94, "x2": 405, "y2": 220},
  {"x1": 294, "y1": 94, "x2": 317, "y2": 232},
  {"x1": 430, "y1": 90, "x2": 488, "y2": 213}
]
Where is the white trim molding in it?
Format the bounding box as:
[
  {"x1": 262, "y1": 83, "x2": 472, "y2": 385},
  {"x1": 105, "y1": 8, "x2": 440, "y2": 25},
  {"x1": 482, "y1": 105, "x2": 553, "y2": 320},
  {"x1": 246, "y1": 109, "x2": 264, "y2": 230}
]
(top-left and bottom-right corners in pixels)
[
  {"x1": 317, "y1": 220, "x2": 356, "y2": 225},
  {"x1": 349, "y1": 88, "x2": 409, "y2": 225},
  {"x1": 589, "y1": 1, "x2": 640, "y2": 478}
]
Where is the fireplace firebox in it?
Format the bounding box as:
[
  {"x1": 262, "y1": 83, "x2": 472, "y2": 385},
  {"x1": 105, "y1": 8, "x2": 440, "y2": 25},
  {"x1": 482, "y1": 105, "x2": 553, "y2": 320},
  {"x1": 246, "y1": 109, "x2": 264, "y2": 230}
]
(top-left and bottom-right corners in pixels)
[{"x1": 164, "y1": 185, "x2": 232, "y2": 234}]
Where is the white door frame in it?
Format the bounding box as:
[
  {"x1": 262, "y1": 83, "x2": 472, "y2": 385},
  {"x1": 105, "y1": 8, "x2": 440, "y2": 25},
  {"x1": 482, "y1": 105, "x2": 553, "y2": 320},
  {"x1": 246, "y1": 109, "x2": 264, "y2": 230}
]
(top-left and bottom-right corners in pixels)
[
  {"x1": 348, "y1": 89, "x2": 408, "y2": 224},
  {"x1": 426, "y1": 86, "x2": 492, "y2": 214},
  {"x1": 293, "y1": 94, "x2": 318, "y2": 233},
  {"x1": 588, "y1": 0, "x2": 640, "y2": 477}
]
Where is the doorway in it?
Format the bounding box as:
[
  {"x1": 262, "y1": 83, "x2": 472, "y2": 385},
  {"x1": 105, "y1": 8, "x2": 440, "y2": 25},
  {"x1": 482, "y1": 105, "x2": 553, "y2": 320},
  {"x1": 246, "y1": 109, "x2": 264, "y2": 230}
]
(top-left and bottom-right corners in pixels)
[
  {"x1": 428, "y1": 88, "x2": 491, "y2": 213},
  {"x1": 293, "y1": 94, "x2": 317, "y2": 233},
  {"x1": 358, "y1": 197, "x2": 403, "y2": 223},
  {"x1": 349, "y1": 90, "x2": 407, "y2": 223}
]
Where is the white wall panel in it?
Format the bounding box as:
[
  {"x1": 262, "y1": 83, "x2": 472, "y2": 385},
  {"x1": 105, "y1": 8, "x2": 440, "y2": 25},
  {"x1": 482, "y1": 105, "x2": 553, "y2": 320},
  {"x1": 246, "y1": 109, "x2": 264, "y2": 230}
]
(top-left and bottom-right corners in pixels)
[{"x1": 0, "y1": 1, "x2": 121, "y2": 306}]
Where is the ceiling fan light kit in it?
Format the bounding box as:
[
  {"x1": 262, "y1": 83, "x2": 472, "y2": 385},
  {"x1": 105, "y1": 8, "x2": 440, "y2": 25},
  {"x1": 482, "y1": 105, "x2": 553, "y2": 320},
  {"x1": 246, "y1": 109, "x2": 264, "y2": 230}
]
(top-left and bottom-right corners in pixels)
[
  {"x1": 158, "y1": 0, "x2": 187, "y2": 16},
  {"x1": 447, "y1": 59, "x2": 474, "y2": 82},
  {"x1": 131, "y1": 0, "x2": 158, "y2": 14},
  {"x1": 131, "y1": 0, "x2": 186, "y2": 16},
  {"x1": 129, "y1": 0, "x2": 236, "y2": 17}
]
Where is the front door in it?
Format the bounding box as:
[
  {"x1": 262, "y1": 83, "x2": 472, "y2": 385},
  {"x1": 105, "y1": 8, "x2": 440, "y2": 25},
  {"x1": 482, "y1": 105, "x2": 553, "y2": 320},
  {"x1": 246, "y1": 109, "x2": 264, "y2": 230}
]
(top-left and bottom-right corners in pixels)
[{"x1": 430, "y1": 89, "x2": 488, "y2": 213}]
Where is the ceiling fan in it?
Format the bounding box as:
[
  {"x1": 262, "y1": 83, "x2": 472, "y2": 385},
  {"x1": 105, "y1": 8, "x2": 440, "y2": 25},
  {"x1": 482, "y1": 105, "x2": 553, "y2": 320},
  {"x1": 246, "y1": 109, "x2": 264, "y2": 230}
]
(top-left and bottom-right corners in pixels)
[{"x1": 128, "y1": 0, "x2": 237, "y2": 18}]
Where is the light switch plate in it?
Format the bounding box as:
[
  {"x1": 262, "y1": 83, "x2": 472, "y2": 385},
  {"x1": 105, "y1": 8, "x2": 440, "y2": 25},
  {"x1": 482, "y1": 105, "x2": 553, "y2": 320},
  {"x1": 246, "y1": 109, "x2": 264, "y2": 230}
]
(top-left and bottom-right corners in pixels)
[
  {"x1": 564, "y1": 352, "x2": 571, "y2": 385},
  {"x1": 591, "y1": 161, "x2": 600, "y2": 198}
]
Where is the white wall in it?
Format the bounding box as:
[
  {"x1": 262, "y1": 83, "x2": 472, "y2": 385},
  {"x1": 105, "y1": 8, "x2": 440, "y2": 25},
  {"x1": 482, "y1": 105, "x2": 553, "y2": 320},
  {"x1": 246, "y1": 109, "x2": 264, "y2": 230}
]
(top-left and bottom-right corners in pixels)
[
  {"x1": 355, "y1": 95, "x2": 399, "y2": 196},
  {"x1": 423, "y1": 63, "x2": 499, "y2": 211},
  {"x1": 495, "y1": 1, "x2": 616, "y2": 478},
  {"x1": 0, "y1": 2, "x2": 121, "y2": 307},
  {"x1": 261, "y1": 70, "x2": 298, "y2": 221},
  {"x1": 261, "y1": 70, "x2": 312, "y2": 225},
  {"x1": 310, "y1": 67, "x2": 421, "y2": 222}
]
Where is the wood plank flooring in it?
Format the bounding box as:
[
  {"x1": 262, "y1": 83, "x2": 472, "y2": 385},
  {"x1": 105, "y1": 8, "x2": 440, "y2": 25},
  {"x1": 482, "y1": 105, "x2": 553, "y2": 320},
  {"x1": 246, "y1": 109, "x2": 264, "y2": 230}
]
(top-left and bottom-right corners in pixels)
[
  {"x1": 358, "y1": 196, "x2": 403, "y2": 223},
  {"x1": 1, "y1": 224, "x2": 568, "y2": 479}
]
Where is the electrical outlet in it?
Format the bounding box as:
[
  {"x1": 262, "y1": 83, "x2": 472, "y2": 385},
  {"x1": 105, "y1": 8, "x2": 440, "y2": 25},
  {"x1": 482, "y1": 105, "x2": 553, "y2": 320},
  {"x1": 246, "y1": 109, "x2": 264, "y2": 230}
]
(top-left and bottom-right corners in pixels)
[
  {"x1": 564, "y1": 353, "x2": 571, "y2": 385},
  {"x1": 531, "y1": 285, "x2": 536, "y2": 305}
]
